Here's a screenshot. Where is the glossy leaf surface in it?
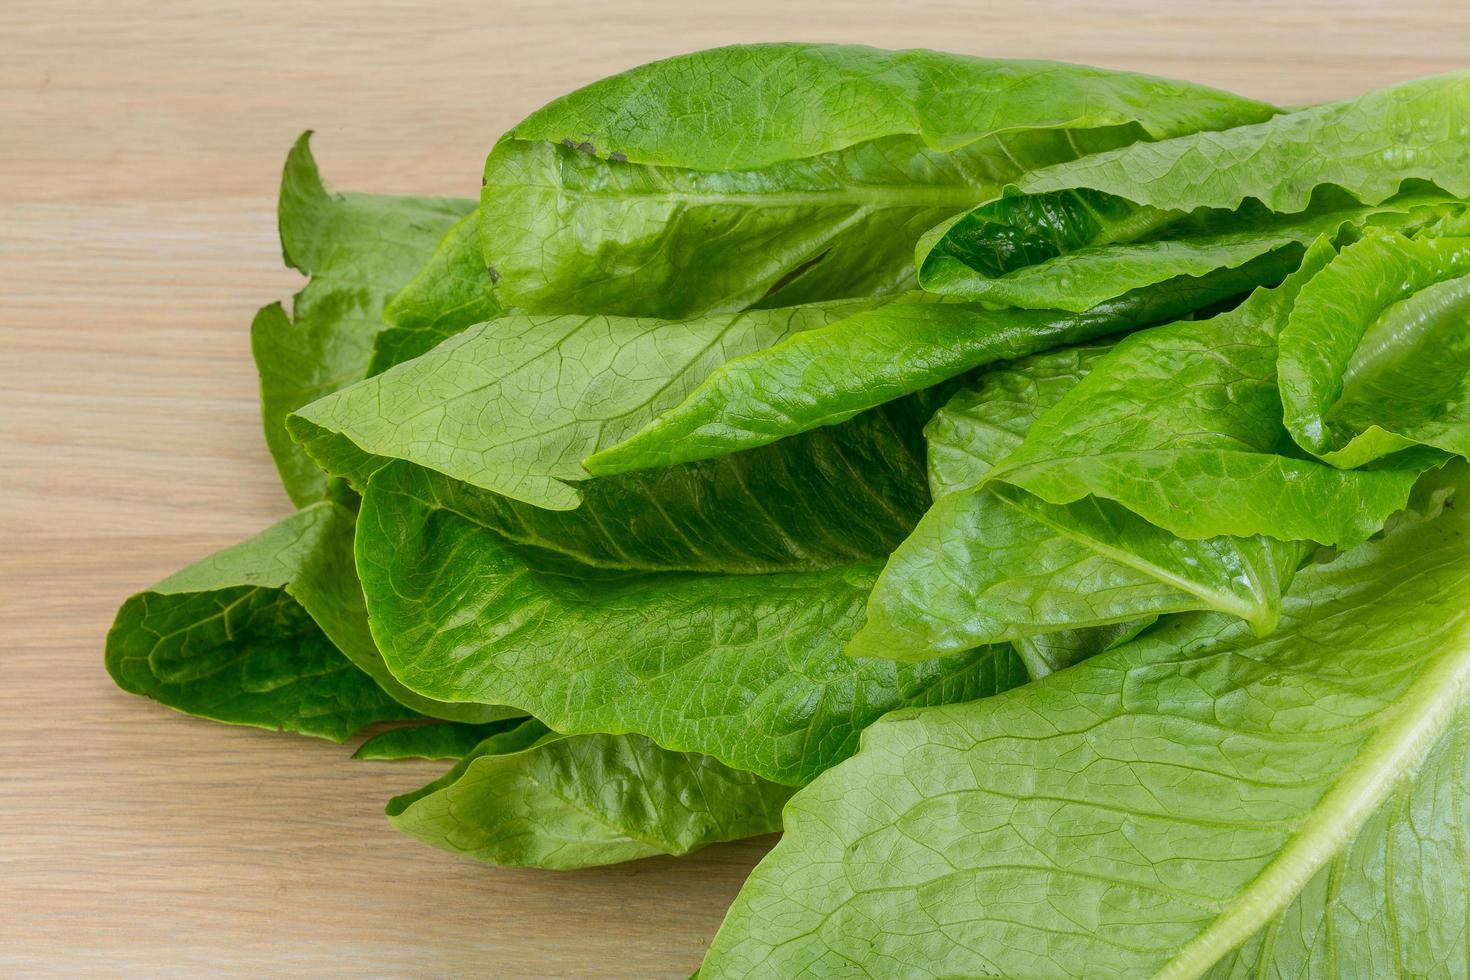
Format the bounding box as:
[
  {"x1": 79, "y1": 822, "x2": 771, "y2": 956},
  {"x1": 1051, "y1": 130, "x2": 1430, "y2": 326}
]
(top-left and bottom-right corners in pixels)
[
  {"x1": 356, "y1": 461, "x2": 1025, "y2": 785},
  {"x1": 483, "y1": 43, "x2": 1275, "y2": 318},
  {"x1": 388, "y1": 721, "x2": 794, "y2": 870},
  {"x1": 705, "y1": 468, "x2": 1470, "y2": 978}
]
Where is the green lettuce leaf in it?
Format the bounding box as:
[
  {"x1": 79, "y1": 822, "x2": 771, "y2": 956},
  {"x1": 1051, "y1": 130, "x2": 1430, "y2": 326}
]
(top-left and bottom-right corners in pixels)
[
  {"x1": 703, "y1": 465, "x2": 1470, "y2": 978},
  {"x1": 919, "y1": 189, "x2": 1462, "y2": 311},
  {"x1": 585, "y1": 256, "x2": 1292, "y2": 476},
  {"x1": 106, "y1": 503, "x2": 414, "y2": 739},
  {"x1": 987, "y1": 240, "x2": 1430, "y2": 548},
  {"x1": 848, "y1": 343, "x2": 1303, "y2": 661},
  {"x1": 386, "y1": 720, "x2": 794, "y2": 870},
  {"x1": 854, "y1": 486, "x2": 1300, "y2": 657},
  {"x1": 1279, "y1": 230, "x2": 1470, "y2": 467},
  {"x1": 251, "y1": 133, "x2": 475, "y2": 505},
  {"x1": 481, "y1": 43, "x2": 1275, "y2": 318},
  {"x1": 355, "y1": 460, "x2": 1025, "y2": 785},
  {"x1": 918, "y1": 72, "x2": 1470, "y2": 309},
  {"x1": 925, "y1": 348, "x2": 1161, "y2": 675},
  {"x1": 289, "y1": 296, "x2": 902, "y2": 509},
  {"x1": 353, "y1": 389, "x2": 939, "y2": 576},
  {"x1": 105, "y1": 502, "x2": 517, "y2": 733},
  {"x1": 921, "y1": 344, "x2": 1112, "y2": 497},
  {"x1": 1018, "y1": 72, "x2": 1470, "y2": 211}
]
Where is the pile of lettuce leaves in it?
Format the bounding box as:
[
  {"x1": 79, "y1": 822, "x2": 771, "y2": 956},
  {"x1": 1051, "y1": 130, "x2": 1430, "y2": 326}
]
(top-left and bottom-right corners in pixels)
[{"x1": 108, "y1": 44, "x2": 1470, "y2": 977}]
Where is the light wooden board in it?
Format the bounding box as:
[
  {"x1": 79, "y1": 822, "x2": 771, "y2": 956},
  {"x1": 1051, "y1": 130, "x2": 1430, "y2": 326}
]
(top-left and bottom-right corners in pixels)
[{"x1": 3, "y1": 1, "x2": 1467, "y2": 975}]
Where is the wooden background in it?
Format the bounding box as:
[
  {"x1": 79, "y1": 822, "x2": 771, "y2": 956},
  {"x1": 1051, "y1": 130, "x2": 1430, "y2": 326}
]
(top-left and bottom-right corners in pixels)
[{"x1": 3, "y1": 1, "x2": 1467, "y2": 975}]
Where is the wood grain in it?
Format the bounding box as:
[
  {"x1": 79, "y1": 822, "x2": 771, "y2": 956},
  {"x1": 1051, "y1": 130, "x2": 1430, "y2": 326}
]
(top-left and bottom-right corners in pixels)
[{"x1": 2, "y1": 1, "x2": 1467, "y2": 975}]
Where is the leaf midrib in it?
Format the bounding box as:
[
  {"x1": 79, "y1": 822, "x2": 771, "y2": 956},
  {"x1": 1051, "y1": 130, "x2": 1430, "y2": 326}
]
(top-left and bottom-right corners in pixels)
[
  {"x1": 992, "y1": 485, "x2": 1269, "y2": 629},
  {"x1": 1155, "y1": 611, "x2": 1470, "y2": 979}
]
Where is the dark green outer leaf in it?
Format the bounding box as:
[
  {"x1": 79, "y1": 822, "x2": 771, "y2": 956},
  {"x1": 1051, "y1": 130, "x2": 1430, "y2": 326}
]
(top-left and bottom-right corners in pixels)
[
  {"x1": 503, "y1": 45, "x2": 1274, "y2": 170},
  {"x1": 105, "y1": 503, "x2": 414, "y2": 740},
  {"x1": 385, "y1": 387, "x2": 941, "y2": 575},
  {"x1": 106, "y1": 502, "x2": 517, "y2": 733},
  {"x1": 483, "y1": 43, "x2": 1275, "y2": 317},
  {"x1": 355, "y1": 461, "x2": 1025, "y2": 786},
  {"x1": 273, "y1": 502, "x2": 520, "y2": 725},
  {"x1": 387, "y1": 721, "x2": 794, "y2": 870}
]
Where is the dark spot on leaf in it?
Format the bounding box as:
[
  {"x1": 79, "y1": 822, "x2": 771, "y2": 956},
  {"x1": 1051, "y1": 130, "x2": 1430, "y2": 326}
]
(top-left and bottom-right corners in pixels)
[
  {"x1": 559, "y1": 137, "x2": 576, "y2": 149},
  {"x1": 577, "y1": 141, "x2": 596, "y2": 155},
  {"x1": 480, "y1": 177, "x2": 487, "y2": 187},
  {"x1": 486, "y1": 265, "x2": 501, "y2": 285},
  {"x1": 608, "y1": 151, "x2": 627, "y2": 163},
  {"x1": 761, "y1": 248, "x2": 833, "y2": 301}
]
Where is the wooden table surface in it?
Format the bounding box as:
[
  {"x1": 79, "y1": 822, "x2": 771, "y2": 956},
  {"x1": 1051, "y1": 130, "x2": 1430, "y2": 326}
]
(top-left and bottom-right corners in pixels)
[{"x1": 4, "y1": 1, "x2": 1468, "y2": 975}]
